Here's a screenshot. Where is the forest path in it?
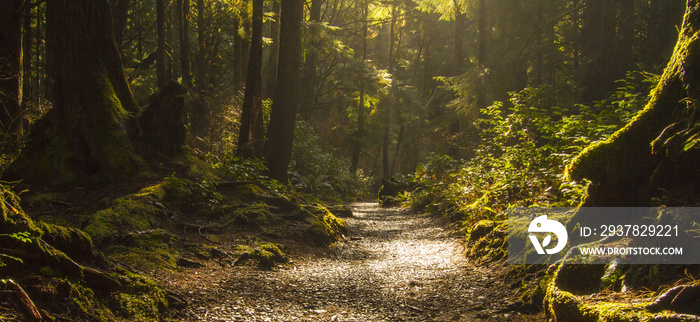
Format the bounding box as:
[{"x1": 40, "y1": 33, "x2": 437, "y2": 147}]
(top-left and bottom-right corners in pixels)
[{"x1": 175, "y1": 203, "x2": 530, "y2": 321}]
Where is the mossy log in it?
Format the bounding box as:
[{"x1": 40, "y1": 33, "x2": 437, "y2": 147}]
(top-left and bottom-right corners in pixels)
[{"x1": 565, "y1": 1, "x2": 700, "y2": 208}]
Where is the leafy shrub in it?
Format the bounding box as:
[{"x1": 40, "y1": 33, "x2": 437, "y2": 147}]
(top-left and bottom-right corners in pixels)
[
  {"x1": 290, "y1": 121, "x2": 371, "y2": 200},
  {"x1": 407, "y1": 72, "x2": 657, "y2": 227}
]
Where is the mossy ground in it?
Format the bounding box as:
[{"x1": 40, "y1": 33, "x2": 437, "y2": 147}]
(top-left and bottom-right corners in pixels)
[
  {"x1": 543, "y1": 261, "x2": 700, "y2": 321},
  {"x1": 2, "y1": 156, "x2": 351, "y2": 320}
]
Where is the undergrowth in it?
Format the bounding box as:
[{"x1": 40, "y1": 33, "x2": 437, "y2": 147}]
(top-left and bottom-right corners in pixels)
[{"x1": 404, "y1": 72, "x2": 657, "y2": 229}]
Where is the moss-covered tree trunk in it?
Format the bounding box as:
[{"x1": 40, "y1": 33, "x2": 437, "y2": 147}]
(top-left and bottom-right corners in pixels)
[
  {"x1": 6, "y1": 0, "x2": 146, "y2": 185},
  {"x1": 566, "y1": 0, "x2": 700, "y2": 208}
]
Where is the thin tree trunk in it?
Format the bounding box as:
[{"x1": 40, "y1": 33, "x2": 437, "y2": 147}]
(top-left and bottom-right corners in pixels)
[
  {"x1": 179, "y1": 0, "x2": 192, "y2": 87},
  {"x1": 237, "y1": 0, "x2": 264, "y2": 158},
  {"x1": 156, "y1": 0, "x2": 168, "y2": 89},
  {"x1": 264, "y1": 0, "x2": 280, "y2": 98},
  {"x1": 382, "y1": 112, "x2": 390, "y2": 180},
  {"x1": 452, "y1": 0, "x2": 464, "y2": 73},
  {"x1": 351, "y1": 1, "x2": 368, "y2": 173},
  {"x1": 197, "y1": 0, "x2": 207, "y2": 89},
  {"x1": 300, "y1": 0, "x2": 322, "y2": 117},
  {"x1": 233, "y1": 17, "x2": 243, "y2": 89},
  {"x1": 263, "y1": 0, "x2": 303, "y2": 183},
  {"x1": 22, "y1": 1, "x2": 32, "y2": 124},
  {"x1": 383, "y1": 1, "x2": 396, "y2": 180},
  {"x1": 0, "y1": 0, "x2": 23, "y2": 135},
  {"x1": 391, "y1": 125, "x2": 404, "y2": 174},
  {"x1": 112, "y1": 0, "x2": 131, "y2": 47},
  {"x1": 476, "y1": 0, "x2": 487, "y2": 109}
]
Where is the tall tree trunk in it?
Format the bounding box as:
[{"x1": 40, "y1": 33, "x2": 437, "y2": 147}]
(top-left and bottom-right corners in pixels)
[
  {"x1": 579, "y1": 0, "x2": 617, "y2": 102},
  {"x1": 35, "y1": 2, "x2": 43, "y2": 106},
  {"x1": 476, "y1": 0, "x2": 487, "y2": 110},
  {"x1": 616, "y1": 0, "x2": 635, "y2": 77},
  {"x1": 156, "y1": 0, "x2": 168, "y2": 89},
  {"x1": 351, "y1": 1, "x2": 368, "y2": 173},
  {"x1": 263, "y1": 0, "x2": 303, "y2": 183},
  {"x1": 572, "y1": 0, "x2": 579, "y2": 79},
  {"x1": 179, "y1": 0, "x2": 192, "y2": 88},
  {"x1": 6, "y1": 0, "x2": 145, "y2": 185},
  {"x1": 382, "y1": 109, "x2": 390, "y2": 180},
  {"x1": 111, "y1": 0, "x2": 131, "y2": 47},
  {"x1": 452, "y1": 0, "x2": 464, "y2": 73},
  {"x1": 382, "y1": 1, "x2": 397, "y2": 180},
  {"x1": 391, "y1": 125, "x2": 404, "y2": 174},
  {"x1": 196, "y1": 0, "x2": 208, "y2": 89},
  {"x1": 299, "y1": 0, "x2": 322, "y2": 117},
  {"x1": 189, "y1": 0, "x2": 210, "y2": 148},
  {"x1": 233, "y1": 17, "x2": 243, "y2": 89},
  {"x1": 237, "y1": 0, "x2": 264, "y2": 158},
  {"x1": 264, "y1": 0, "x2": 280, "y2": 98},
  {"x1": 22, "y1": 1, "x2": 33, "y2": 121},
  {"x1": 0, "y1": 0, "x2": 23, "y2": 135}
]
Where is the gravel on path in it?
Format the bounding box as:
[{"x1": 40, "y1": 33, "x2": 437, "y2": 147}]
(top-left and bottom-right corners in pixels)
[{"x1": 169, "y1": 203, "x2": 538, "y2": 321}]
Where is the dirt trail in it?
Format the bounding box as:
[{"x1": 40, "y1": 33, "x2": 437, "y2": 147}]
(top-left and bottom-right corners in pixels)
[{"x1": 171, "y1": 203, "x2": 533, "y2": 321}]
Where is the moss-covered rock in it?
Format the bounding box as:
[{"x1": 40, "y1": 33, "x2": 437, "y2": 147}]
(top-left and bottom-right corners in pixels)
[
  {"x1": 465, "y1": 220, "x2": 507, "y2": 263},
  {"x1": 110, "y1": 268, "x2": 168, "y2": 321},
  {"x1": 83, "y1": 186, "x2": 168, "y2": 245},
  {"x1": 223, "y1": 202, "x2": 274, "y2": 226},
  {"x1": 234, "y1": 243, "x2": 288, "y2": 270},
  {"x1": 304, "y1": 205, "x2": 347, "y2": 246}
]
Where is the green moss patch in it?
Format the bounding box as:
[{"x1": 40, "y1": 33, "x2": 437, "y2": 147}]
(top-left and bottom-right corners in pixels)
[
  {"x1": 83, "y1": 186, "x2": 168, "y2": 244},
  {"x1": 465, "y1": 220, "x2": 507, "y2": 263},
  {"x1": 234, "y1": 243, "x2": 288, "y2": 270},
  {"x1": 303, "y1": 205, "x2": 347, "y2": 246}
]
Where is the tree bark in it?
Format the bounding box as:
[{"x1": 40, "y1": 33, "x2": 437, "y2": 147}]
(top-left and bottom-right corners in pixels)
[
  {"x1": 179, "y1": 0, "x2": 192, "y2": 88},
  {"x1": 579, "y1": 0, "x2": 618, "y2": 102},
  {"x1": 196, "y1": 0, "x2": 208, "y2": 89},
  {"x1": 22, "y1": 1, "x2": 33, "y2": 118},
  {"x1": 351, "y1": 1, "x2": 368, "y2": 173},
  {"x1": 233, "y1": 17, "x2": 244, "y2": 90},
  {"x1": 6, "y1": 0, "x2": 145, "y2": 185},
  {"x1": 237, "y1": 0, "x2": 264, "y2": 158},
  {"x1": 566, "y1": 0, "x2": 700, "y2": 208},
  {"x1": 476, "y1": 0, "x2": 487, "y2": 110},
  {"x1": 263, "y1": 0, "x2": 303, "y2": 183},
  {"x1": 264, "y1": 0, "x2": 280, "y2": 98},
  {"x1": 156, "y1": 0, "x2": 169, "y2": 89},
  {"x1": 452, "y1": 0, "x2": 464, "y2": 73},
  {"x1": 111, "y1": 0, "x2": 131, "y2": 47},
  {"x1": 299, "y1": 0, "x2": 323, "y2": 117},
  {"x1": 0, "y1": 0, "x2": 23, "y2": 135}
]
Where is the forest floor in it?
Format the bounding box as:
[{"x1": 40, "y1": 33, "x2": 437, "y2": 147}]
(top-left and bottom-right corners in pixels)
[{"x1": 161, "y1": 203, "x2": 544, "y2": 321}]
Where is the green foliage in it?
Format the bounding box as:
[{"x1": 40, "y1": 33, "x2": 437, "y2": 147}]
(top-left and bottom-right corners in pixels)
[
  {"x1": 164, "y1": 174, "x2": 223, "y2": 207},
  {"x1": 406, "y1": 73, "x2": 656, "y2": 226},
  {"x1": 215, "y1": 156, "x2": 268, "y2": 181},
  {"x1": 291, "y1": 121, "x2": 371, "y2": 201}
]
